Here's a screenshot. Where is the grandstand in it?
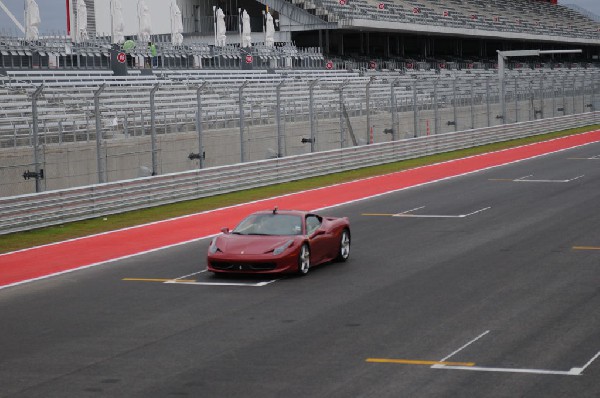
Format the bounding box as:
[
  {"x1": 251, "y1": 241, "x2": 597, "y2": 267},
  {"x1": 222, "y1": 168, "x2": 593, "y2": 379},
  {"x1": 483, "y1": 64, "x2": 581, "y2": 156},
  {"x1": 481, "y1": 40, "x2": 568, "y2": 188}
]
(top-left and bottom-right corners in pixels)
[{"x1": 0, "y1": 0, "x2": 599, "y2": 197}]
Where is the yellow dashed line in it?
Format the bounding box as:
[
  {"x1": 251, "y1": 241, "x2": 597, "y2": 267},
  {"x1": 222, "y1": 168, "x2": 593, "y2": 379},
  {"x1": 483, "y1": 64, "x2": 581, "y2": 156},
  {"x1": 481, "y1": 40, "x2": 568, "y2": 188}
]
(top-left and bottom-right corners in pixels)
[
  {"x1": 122, "y1": 278, "x2": 197, "y2": 283},
  {"x1": 366, "y1": 358, "x2": 476, "y2": 367}
]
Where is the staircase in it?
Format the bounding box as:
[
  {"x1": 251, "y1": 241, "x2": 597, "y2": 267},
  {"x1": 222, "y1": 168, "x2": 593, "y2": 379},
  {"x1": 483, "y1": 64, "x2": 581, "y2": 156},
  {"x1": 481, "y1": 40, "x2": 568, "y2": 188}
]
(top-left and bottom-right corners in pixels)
[{"x1": 255, "y1": 0, "x2": 337, "y2": 28}]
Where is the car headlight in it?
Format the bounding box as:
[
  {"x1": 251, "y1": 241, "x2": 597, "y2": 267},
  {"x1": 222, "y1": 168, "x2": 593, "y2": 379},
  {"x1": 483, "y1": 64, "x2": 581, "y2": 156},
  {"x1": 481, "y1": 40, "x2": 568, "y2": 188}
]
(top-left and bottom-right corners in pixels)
[
  {"x1": 209, "y1": 238, "x2": 221, "y2": 254},
  {"x1": 273, "y1": 240, "x2": 294, "y2": 255}
]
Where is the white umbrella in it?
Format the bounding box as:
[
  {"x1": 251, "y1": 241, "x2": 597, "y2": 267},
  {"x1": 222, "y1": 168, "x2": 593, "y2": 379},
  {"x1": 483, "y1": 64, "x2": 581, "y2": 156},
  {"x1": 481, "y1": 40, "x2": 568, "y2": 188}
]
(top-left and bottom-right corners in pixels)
[
  {"x1": 25, "y1": 0, "x2": 41, "y2": 40},
  {"x1": 215, "y1": 7, "x2": 226, "y2": 47},
  {"x1": 265, "y1": 12, "x2": 275, "y2": 47},
  {"x1": 138, "y1": 0, "x2": 152, "y2": 43},
  {"x1": 171, "y1": 1, "x2": 184, "y2": 46},
  {"x1": 111, "y1": 0, "x2": 125, "y2": 44},
  {"x1": 76, "y1": 0, "x2": 88, "y2": 42},
  {"x1": 242, "y1": 9, "x2": 251, "y2": 48}
]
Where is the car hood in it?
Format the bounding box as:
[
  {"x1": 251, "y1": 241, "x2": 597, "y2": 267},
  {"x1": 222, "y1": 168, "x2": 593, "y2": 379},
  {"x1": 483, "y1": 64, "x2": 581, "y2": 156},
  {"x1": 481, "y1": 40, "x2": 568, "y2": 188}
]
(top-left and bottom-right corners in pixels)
[{"x1": 216, "y1": 234, "x2": 298, "y2": 255}]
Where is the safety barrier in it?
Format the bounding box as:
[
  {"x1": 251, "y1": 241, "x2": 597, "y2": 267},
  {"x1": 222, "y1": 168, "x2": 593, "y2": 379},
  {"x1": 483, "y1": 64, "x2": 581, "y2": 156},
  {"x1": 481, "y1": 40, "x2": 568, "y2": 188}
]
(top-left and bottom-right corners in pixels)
[{"x1": 1, "y1": 112, "x2": 598, "y2": 235}]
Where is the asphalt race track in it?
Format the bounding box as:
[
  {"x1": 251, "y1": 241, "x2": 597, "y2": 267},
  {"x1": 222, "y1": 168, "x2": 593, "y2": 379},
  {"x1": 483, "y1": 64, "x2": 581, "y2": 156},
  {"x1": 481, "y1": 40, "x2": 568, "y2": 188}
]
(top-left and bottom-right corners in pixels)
[{"x1": 1, "y1": 142, "x2": 599, "y2": 397}]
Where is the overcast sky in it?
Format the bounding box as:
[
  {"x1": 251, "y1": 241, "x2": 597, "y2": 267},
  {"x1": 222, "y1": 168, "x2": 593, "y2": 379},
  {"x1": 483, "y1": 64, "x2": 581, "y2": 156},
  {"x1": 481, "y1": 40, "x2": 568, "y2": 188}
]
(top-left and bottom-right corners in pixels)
[{"x1": 1, "y1": 0, "x2": 599, "y2": 34}]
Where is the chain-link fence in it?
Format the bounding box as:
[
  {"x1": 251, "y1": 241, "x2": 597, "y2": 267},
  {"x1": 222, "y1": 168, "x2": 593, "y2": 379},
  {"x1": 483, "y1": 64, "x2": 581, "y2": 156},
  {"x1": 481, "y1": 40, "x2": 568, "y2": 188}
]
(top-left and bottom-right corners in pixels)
[{"x1": 2, "y1": 68, "x2": 599, "y2": 197}]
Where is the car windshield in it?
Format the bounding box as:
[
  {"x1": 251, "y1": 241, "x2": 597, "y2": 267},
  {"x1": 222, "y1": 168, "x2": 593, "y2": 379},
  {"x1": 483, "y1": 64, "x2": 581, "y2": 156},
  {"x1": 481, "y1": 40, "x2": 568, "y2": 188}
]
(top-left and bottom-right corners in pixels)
[{"x1": 232, "y1": 214, "x2": 303, "y2": 236}]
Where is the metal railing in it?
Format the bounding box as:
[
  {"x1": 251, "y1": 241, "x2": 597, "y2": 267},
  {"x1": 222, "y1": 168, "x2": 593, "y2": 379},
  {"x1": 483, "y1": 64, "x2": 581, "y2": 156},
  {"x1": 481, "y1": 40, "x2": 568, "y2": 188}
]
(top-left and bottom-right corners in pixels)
[
  {"x1": 1, "y1": 112, "x2": 598, "y2": 235},
  {"x1": 2, "y1": 69, "x2": 598, "y2": 195}
]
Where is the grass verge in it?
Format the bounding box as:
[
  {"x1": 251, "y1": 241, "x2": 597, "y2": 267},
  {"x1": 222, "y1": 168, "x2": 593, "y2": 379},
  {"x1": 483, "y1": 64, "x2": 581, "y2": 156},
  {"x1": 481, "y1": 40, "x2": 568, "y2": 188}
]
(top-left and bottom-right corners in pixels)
[{"x1": 1, "y1": 124, "x2": 599, "y2": 255}]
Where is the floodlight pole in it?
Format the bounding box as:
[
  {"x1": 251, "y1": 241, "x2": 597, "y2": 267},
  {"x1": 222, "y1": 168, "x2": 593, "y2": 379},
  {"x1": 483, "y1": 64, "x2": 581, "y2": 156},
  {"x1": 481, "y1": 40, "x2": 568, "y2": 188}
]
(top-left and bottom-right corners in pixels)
[{"x1": 497, "y1": 49, "x2": 582, "y2": 123}]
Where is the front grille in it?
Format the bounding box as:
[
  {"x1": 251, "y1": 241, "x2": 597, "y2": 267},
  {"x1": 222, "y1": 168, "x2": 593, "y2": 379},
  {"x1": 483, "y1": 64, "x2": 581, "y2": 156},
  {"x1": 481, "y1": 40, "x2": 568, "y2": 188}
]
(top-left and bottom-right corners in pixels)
[{"x1": 211, "y1": 261, "x2": 277, "y2": 271}]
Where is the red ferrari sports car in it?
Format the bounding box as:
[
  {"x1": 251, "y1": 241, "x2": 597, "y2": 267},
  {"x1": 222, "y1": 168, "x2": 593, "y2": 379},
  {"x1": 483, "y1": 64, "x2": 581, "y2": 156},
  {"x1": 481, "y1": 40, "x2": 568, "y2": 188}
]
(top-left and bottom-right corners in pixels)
[{"x1": 207, "y1": 208, "x2": 350, "y2": 275}]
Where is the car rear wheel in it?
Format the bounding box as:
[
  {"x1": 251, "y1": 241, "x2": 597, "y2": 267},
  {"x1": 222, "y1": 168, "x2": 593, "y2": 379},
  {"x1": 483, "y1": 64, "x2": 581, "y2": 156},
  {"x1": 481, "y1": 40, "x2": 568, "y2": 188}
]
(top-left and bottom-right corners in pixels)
[
  {"x1": 336, "y1": 229, "x2": 351, "y2": 262},
  {"x1": 298, "y1": 244, "x2": 310, "y2": 275}
]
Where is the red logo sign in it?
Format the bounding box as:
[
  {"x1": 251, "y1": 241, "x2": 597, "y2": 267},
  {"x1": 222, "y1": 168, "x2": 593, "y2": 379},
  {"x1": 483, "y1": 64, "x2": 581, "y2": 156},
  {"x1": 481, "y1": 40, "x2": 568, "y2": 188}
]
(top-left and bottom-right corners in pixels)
[
  {"x1": 339, "y1": 0, "x2": 346, "y2": 5},
  {"x1": 378, "y1": 3, "x2": 385, "y2": 10},
  {"x1": 245, "y1": 55, "x2": 253, "y2": 64},
  {"x1": 117, "y1": 52, "x2": 126, "y2": 63},
  {"x1": 326, "y1": 61, "x2": 333, "y2": 70}
]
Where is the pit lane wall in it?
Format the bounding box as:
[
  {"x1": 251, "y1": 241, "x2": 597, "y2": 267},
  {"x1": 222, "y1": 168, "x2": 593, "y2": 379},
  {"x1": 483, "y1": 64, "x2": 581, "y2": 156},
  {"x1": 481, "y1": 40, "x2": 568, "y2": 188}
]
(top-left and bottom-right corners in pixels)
[{"x1": 1, "y1": 111, "x2": 598, "y2": 235}]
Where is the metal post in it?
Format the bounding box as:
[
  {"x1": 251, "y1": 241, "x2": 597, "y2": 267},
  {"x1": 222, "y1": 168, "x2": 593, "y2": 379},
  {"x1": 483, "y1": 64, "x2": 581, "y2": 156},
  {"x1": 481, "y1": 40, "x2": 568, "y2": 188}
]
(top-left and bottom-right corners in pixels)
[
  {"x1": 499, "y1": 76, "x2": 506, "y2": 125},
  {"x1": 572, "y1": 75, "x2": 576, "y2": 115},
  {"x1": 309, "y1": 79, "x2": 319, "y2": 152},
  {"x1": 514, "y1": 76, "x2": 518, "y2": 123},
  {"x1": 590, "y1": 75, "x2": 598, "y2": 112},
  {"x1": 452, "y1": 78, "x2": 458, "y2": 132},
  {"x1": 389, "y1": 78, "x2": 400, "y2": 140},
  {"x1": 276, "y1": 80, "x2": 285, "y2": 157},
  {"x1": 539, "y1": 74, "x2": 544, "y2": 119},
  {"x1": 94, "y1": 84, "x2": 106, "y2": 184},
  {"x1": 470, "y1": 79, "x2": 475, "y2": 129},
  {"x1": 366, "y1": 76, "x2": 374, "y2": 144},
  {"x1": 239, "y1": 81, "x2": 249, "y2": 162},
  {"x1": 486, "y1": 77, "x2": 491, "y2": 127},
  {"x1": 433, "y1": 79, "x2": 439, "y2": 134},
  {"x1": 31, "y1": 85, "x2": 44, "y2": 193},
  {"x1": 196, "y1": 82, "x2": 207, "y2": 169},
  {"x1": 529, "y1": 80, "x2": 534, "y2": 121},
  {"x1": 581, "y1": 73, "x2": 586, "y2": 113},
  {"x1": 413, "y1": 79, "x2": 418, "y2": 137},
  {"x1": 150, "y1": 83, "x2": 160, "y2": 175},
  {"x1": 338, "y1": 80, "x2": 348, "y2": 148},
  {"x1": 498, "y1": 52, "x2": 506, "y2": 124},
  {"x1": 552, "y1": 77, "x2": 556, "y2": 118},
  {"x1": 562, "y1": 76, "x2": 567, "y2": 115}
]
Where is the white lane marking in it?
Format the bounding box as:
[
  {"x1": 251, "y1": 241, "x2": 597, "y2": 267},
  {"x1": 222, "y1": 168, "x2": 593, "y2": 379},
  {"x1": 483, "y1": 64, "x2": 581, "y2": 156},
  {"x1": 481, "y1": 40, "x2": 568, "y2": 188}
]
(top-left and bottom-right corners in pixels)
[
  {"x1": 431, "y1": 364, "x2": 579, "y2": 376},
  {"x1": 174, "y1": 270, "x2": 208, "y2": 280},
  {"x1": 515, "y1": 174, "x2": 534, "y2": 181},
  {"x1": 3, "y1": 132, "x2": 600, "y2": 290},
  {"x1": 571, "y1": 350, "x2": 600, "y2": 375},
  {"x1": 568, "y1": 154, "x2": 600, "y2": 160},
  {"x1": 394, "y1": 206, "x2": 426, "y2": 216},
  {"x1": 513, "y1": 174, "x2": 584, "y2": 183},
  {"x1": 165, "y1": 280, "x2": 277, "y2": 287},
  {"x1": 438, "y1": 330, "x2": 490, "y2": 363},
  {"x1": 432, "y1": 332, "x2": 600, "y2": 377},
  {"x1": 394, "y1": 207, "x2": 491, "y2": 219}
]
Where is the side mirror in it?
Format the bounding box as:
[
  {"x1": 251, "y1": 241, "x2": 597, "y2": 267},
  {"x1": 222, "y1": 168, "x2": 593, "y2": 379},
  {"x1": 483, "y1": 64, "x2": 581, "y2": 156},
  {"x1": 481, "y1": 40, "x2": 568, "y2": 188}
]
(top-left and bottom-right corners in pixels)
[
  {"x1": 221, "y1": 227, "x2": 230, "y2": 234},
  {"x1": 310, "y1": 229, "x2": 326, "y2": 238}
]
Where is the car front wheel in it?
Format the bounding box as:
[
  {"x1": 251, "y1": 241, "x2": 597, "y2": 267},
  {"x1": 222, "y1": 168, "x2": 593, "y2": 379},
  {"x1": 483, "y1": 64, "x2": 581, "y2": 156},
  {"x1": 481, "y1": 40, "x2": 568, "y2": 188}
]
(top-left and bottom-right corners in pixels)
[{"x1": 297, "y1": 244, "x2": 311, "y2": 275}]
